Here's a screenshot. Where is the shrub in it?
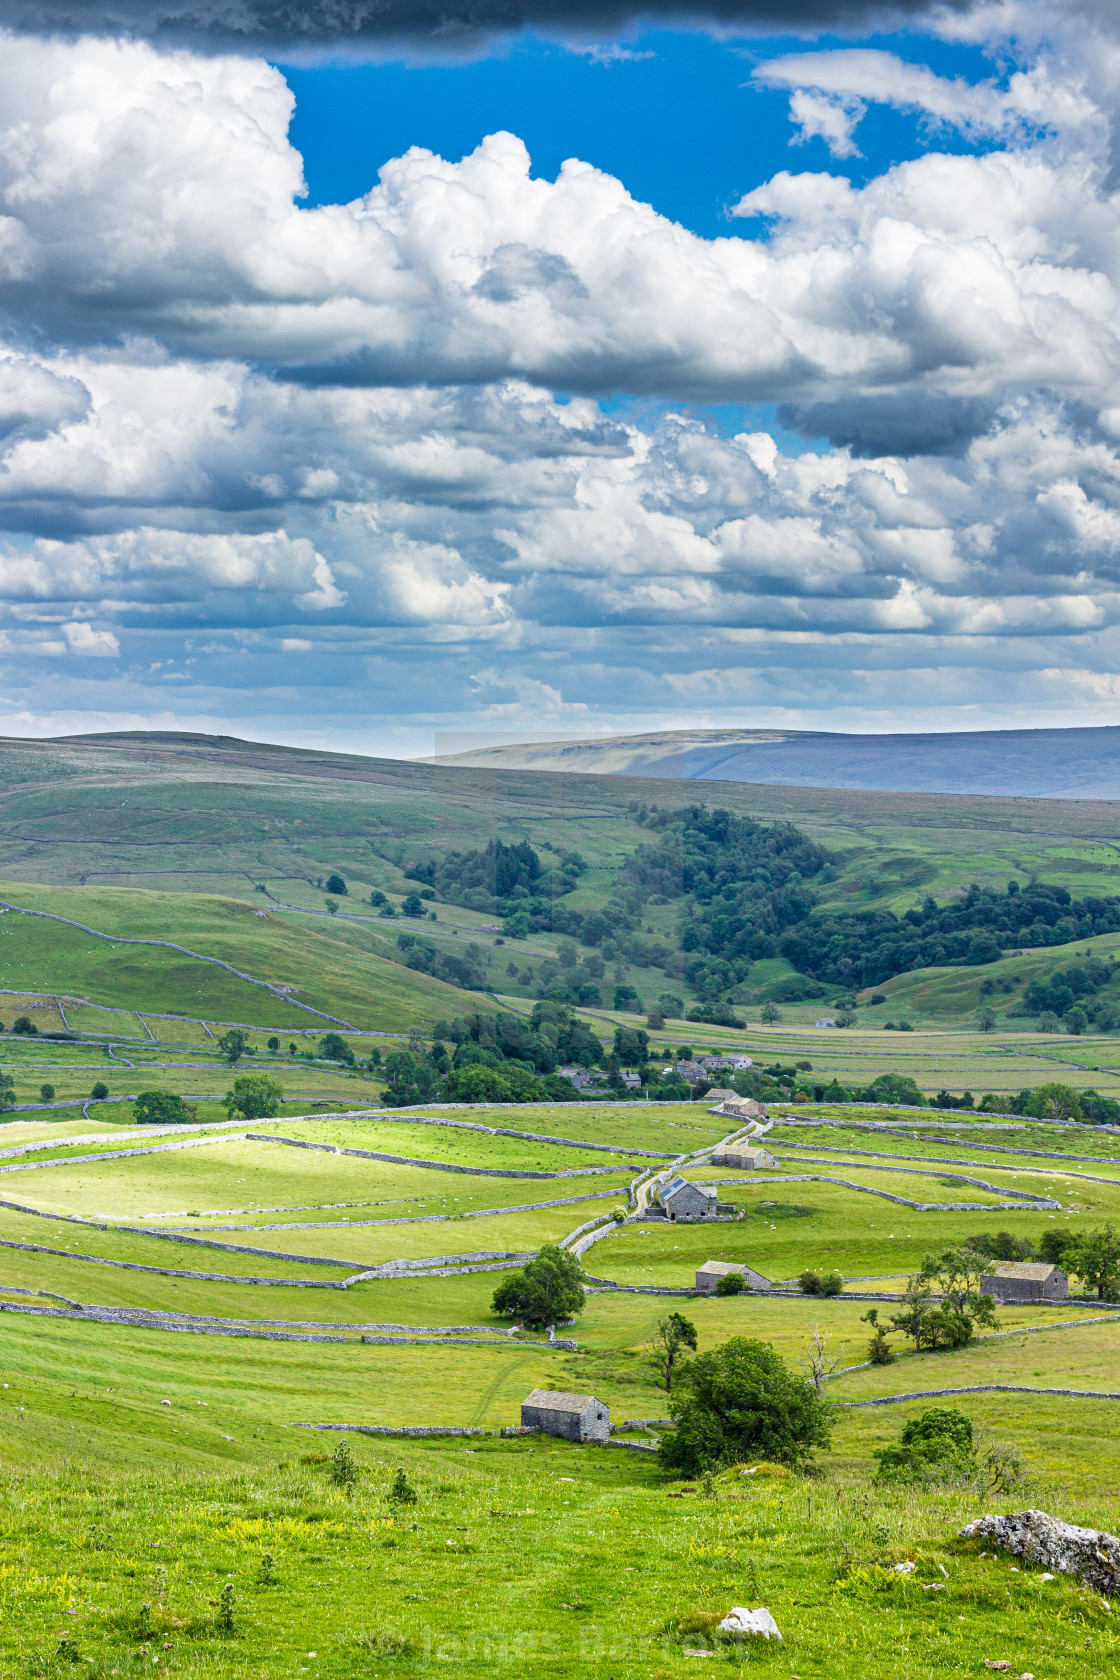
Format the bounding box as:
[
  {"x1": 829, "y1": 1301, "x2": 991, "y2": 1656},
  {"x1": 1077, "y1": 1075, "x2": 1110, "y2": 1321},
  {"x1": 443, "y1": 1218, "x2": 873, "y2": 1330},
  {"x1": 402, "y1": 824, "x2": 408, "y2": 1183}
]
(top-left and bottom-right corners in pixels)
[
  {"x1": 11, "y1": 1016, "x2": 35, "y2": 1035},
  {"x1": 39, "y1": 1083, "x2": 54, "y2": 1101},
  {"x1": 659, "y1": 1337, "x2": 830, "y2": 1477},
  {"x1": 90, "y1": 1082, "x2": 108, "y2": 1100},
  {"x1": 216, "y1": 1582, "x2": 235, "y2": 1635},
  {"x1": 326, "y1": 874, "x2": 347, "y2": 895},
  {"x1": 874, "y1": 1407, "x2": 975, "y2": 1484},
  {"x1": 799, "y1": 1269, "x2": 842, "y2": 1297},
  {"x1": 491, "y1": 1244, "x2": 587, "y2": 1329},
  {"x1": 133, "y1": 1090, "x2": 195, "y2": 1125},
  {"x1": 329, "y1": 1439, "x2": 358, "y2": 1495},
  {"x1": 712, "y1": 1272, "x2": 745, "y2": 1297},
  {"x1": 388, "y1": 1468, "x2": 417, "y2": 1506},
  {"x1": 223, "y1": 1073, "x2": 284, "y2": 1121}
]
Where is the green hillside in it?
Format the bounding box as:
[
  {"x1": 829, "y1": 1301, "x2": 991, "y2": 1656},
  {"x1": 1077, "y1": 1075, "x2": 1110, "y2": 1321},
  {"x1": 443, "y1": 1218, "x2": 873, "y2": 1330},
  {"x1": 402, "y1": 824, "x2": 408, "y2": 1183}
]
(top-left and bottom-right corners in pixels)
[
  {"x1": 6, "y1": 730, "x2": 1120, "y2": 1028},
  {"x1": 0, "y1": 881, "x2": 476, "y2": 1031}
]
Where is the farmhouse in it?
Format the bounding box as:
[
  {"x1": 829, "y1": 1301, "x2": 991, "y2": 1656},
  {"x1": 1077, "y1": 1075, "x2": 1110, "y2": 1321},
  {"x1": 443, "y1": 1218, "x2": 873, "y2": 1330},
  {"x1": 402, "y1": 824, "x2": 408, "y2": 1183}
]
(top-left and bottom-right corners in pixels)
[
  {"x1": 710, "y1": 1145, "x2": 778, "y2": 1170},
  {"x1": 520, "y1": 1389, "x2": 610, "y2": 1442},
  {"x1": 658, "y1": 1175, "x2": 718, "y2": 1220},
  {"x1": 979, "y1": 1261, "x2": 1069, "y2": 1303},
  {"x1": 694, "y1": 1259, "x2": 772, "y2": 1293}
]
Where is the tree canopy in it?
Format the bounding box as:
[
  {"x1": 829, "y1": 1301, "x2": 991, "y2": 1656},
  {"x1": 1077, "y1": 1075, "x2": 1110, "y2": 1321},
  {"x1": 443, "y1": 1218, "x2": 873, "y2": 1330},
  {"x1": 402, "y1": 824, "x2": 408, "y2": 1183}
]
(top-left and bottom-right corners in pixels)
[
  {"x1": 491, "y1": 1245, "x2": 587, "y2": 1330},
  {"x1": 223, "y1": 1073, "x2": 284, "y2": 1121},
  {"x1": 133, "y1": 1090, "x2": 195, "y2": 1125},
  {"x1": 658, "y1": 1337, "x2": 830, "y2": 1477}
]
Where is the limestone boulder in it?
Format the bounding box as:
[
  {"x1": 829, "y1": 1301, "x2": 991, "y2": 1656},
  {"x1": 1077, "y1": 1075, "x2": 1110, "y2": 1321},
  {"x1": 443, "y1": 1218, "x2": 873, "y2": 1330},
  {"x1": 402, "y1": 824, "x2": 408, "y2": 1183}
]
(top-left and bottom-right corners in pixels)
[
  {"x1": 960, "y1": 1509, "x2": 1120, "y2": 1594},
  {"x1": 717, "y1": 1608, "x2": 783, "y2": 1641}
]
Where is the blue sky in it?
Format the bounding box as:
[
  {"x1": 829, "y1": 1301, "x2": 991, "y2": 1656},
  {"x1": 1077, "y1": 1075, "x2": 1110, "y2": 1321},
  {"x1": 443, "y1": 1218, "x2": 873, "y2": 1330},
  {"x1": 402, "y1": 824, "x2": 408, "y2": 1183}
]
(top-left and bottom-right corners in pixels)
[
  {"x1": 284, "y1": 29, "x2": 999, "y2": 235},
  {"x1": 0, "y1": 0, "x2": 1118, "y2": 755}
]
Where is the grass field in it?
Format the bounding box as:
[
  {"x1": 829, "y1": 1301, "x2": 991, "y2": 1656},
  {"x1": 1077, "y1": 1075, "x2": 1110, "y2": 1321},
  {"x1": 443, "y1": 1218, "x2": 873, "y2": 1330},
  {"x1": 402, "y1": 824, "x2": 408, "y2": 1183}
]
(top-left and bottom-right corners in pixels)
[{"x1": 1, "y1": 1077, "x2": 1120, "y2": 1678}]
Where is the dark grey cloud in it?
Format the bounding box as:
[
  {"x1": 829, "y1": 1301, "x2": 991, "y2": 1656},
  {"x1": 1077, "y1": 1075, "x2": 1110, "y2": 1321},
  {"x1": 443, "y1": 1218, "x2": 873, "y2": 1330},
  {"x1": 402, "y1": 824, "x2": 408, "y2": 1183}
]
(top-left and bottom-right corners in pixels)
[
  {"x1": 0, "y1": 0, "x2": 975, "y2": 50},
  {"x1": 779, "y1": 395, "x2": 1002, "y2": 457}
]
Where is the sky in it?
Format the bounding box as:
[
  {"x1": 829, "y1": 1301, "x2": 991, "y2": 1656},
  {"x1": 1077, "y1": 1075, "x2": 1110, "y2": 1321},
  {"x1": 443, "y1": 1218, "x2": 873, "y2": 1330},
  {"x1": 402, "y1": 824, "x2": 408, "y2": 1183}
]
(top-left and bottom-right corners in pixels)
[{"x1": 0, "y1": 0, "x2": 1119, "y2": 756}]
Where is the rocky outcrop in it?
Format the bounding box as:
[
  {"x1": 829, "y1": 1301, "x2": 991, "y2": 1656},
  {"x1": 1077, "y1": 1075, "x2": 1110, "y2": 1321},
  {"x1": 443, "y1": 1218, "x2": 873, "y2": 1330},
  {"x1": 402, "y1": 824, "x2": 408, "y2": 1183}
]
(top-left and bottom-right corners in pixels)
[{"x1": 960, "y1": 1509, "x2": 1120, "y2": 1594}]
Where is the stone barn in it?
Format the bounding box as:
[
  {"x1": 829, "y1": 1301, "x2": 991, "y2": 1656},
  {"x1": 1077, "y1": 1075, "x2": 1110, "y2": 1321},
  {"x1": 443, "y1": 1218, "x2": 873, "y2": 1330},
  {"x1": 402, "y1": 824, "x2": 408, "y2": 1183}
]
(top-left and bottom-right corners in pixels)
[
  {"x1": 658, "y1": 1176, "x2": 718, "y2": 1221},
  {"x1": 713, "y1": 1096, "x2": 768, "y2": 1121},
  {"x1": 979, "y1": 1261, "x2": 1068, "y2": 1303},
  {"x1": 520, "y1": 1389, "x2": 610, "y2": 1442},
  {"x1": 710, "y1": 1146, "x2": 778, "y2": 1170},
  {"x1": 694, "y1": 1260, "x2": 772, "y2": 1294}
]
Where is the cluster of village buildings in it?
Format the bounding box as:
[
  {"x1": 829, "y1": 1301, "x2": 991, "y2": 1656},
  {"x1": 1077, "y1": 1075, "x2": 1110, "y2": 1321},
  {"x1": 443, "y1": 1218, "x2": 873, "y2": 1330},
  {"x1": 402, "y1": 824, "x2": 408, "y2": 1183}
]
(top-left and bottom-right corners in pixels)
[{"x1": 557, "y1": 1051, "x2": 754, "y2": 1092}]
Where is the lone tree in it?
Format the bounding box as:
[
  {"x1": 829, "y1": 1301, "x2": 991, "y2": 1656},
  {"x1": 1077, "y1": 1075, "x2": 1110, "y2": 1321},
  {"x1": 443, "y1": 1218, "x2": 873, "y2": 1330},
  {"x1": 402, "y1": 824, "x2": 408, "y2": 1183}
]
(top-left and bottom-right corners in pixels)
[
  {"x1": 647, "y1": 1312, "x2": 698, "y2": 1393},
  {"x1": 325, "y1": 874, "x2": 347, "y2": 896},
  {"x1": 890, "y1": 1247, "x2": 998, "y2": 1350},
  {"x1": 1066, "y1": 1223, "x2": 1120, "y2": 1300},
  {"x1": 491, "y1": 1244, "x2": 587, "y2": 1330},
  {"x1": 134, "y1": 1091, "x2": 195, "y2": 1125},
  {"x1": 224, "y1": 1073, "x2": 284, "y2": 1121},
  {"x1": 318, "y1": 1033, "x2": 355, "y2": 1065},
  {"x1": 217, "y1": 1029, "x2": 250, "y2": 1066},
  {"x1": 658, "y1": 1337, "x2": 831, "y2": 1477},
  {"x1": 799, "y1": 1326, "x2": 845, "y2": 1397}
]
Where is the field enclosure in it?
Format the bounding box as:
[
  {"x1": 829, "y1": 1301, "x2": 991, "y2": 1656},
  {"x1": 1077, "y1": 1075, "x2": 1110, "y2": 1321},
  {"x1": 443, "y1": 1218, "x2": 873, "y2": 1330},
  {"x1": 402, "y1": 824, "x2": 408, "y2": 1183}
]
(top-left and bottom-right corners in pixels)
[{"x1": 0, "y1": 1088, "x2": 1119, "y2": 1676}]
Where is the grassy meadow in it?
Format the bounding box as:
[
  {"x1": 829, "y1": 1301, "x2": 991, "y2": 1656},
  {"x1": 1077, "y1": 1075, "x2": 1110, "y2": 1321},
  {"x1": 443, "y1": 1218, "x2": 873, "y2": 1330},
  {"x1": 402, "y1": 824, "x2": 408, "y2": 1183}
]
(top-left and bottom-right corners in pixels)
[
  {"x1": 7, "y1": 735, "x2": 1120, "y2": 1672},
  {"x1": 1, "y1": 1082, "x2": 1120, "y2": 1677}
]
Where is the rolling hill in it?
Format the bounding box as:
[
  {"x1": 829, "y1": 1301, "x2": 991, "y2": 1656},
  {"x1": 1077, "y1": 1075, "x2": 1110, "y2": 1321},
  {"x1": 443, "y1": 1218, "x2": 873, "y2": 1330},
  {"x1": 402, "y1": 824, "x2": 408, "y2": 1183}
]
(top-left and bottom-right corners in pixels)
[{"x1": 431, "y1": 723, "x2": 1120, "y2": 800}]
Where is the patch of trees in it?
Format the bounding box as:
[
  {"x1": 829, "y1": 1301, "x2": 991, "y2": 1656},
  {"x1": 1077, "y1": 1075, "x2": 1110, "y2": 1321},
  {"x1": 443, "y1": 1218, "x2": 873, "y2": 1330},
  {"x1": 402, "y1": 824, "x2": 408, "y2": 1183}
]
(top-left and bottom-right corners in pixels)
[
  {"x1": 1018, "y1": 956, "x2": 1119, "y2": 1030},
  {"x1": 1038, "y1": 1222, "x2": 1120, "y2": 1299},
  {"x1": 396, "y1": 932, "x2": 488, "y2": 991},
  {"x1": 224, "y1": 1073, "x2": 284, "y2": 1120},
  {"x1": 781, "y1": 880, "x2": 1120, "y2": 992},
  {"x1": 618, "y1": 806, "x2": 830, "y2": 998},
  {"x1": 402, "y1": 839, "x2": 587, "y2": 934},
  {"x1": 379, "y1": 1002, "x2": 603, "y2": 1105}
]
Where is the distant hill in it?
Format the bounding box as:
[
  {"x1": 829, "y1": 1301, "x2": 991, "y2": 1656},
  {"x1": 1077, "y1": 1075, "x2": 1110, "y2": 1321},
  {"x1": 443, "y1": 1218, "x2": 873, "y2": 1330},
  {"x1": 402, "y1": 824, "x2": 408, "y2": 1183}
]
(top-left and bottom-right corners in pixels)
[{"x1": 430, "y1": 725, "x2": 1120, "y2": 800}]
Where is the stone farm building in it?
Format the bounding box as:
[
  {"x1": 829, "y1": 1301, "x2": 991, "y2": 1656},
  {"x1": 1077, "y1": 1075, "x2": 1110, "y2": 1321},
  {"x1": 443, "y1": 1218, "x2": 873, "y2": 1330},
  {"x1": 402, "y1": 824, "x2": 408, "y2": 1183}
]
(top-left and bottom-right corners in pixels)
[
  {"x1": 694, "y1": 1260, "x2": 772, "y2": 1293},
  {"x1": 520, "y1": 1389, "x2": 610, "y2": 1442},
  {"x1": 712, "y1": 1095, "x2": 768, "y2": 1121},
  {"x1": 711, "y1": 1146, "x2": 778, "y2": 1170},
  {"x1": 979, "y1": 1262, "x2": 1069, "y2": 1303},
  {"x1": 658, "y1": 1176, "x2": 717, "y2": 1221}
]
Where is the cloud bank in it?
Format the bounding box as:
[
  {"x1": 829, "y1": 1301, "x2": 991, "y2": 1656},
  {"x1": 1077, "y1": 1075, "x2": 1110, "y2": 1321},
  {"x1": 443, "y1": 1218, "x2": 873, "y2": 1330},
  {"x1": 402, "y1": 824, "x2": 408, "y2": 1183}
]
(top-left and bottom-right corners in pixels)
[
  {"x1": 0, "y1": 5, "x2": 1117, "y2": 745},
  {"x1": 0, "y1": 0, "x2": 975, "y2": 52}
]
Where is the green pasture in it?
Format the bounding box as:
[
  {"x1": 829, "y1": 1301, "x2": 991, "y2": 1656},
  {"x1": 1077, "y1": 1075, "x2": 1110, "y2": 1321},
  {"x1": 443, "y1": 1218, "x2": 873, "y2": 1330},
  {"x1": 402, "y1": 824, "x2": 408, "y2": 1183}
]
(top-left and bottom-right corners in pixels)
[
  {"x1": 284, "y1": 1116, "x2": 658, "y2": 1172},
  {"x1": 587, "y1": 1180, "x2": 1092, "y2": 1287},
  {"x1": 408, "y1": 1104, "x2": 729, "y2": 1153},
  {"x1": 0, "y1": 882, "x2": 471, "y2": 1031},
  {"x1": 8, "y1": 1137, "x2": 633, "y2": 1221},
  {"x1": 769, "y1": 1120, "x2": 1120, "y2": 1176},
  {"x1": 0, "y1": 1202, "x2": 356, "y2": 1280},
  {"x1": 0, "y1": 1318, "x2": 1118, "y2": 1679}
]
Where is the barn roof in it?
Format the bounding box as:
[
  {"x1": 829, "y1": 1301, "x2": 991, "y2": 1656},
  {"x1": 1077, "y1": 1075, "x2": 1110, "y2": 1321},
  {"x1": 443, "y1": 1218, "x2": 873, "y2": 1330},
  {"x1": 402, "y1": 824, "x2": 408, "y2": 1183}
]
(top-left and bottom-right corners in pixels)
[
  {"x1": 989, "y1": 1262, "x2": 1061, "y2": 1280},
  {"x1": 523, "y1": 1389, "x2": 598, "y2": 1413},
  {"x1": 661, "y1": 1175, "x2": 714, "y2": 1200}
]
